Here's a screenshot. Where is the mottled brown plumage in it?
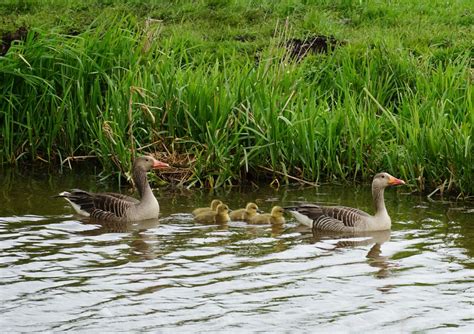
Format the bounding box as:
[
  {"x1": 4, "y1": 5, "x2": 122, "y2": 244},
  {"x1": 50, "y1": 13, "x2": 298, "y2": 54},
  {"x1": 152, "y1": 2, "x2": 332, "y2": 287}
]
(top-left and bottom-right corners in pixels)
[{"x1": 56, "y1": 156, "x2": 169, "y2": 222}]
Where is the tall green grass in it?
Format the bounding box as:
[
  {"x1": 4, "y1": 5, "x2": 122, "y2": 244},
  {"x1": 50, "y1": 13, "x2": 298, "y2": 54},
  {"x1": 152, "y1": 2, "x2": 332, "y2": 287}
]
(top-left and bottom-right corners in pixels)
[{"x1": 0, "y1": 9, "x2": 472, "y2": 194}]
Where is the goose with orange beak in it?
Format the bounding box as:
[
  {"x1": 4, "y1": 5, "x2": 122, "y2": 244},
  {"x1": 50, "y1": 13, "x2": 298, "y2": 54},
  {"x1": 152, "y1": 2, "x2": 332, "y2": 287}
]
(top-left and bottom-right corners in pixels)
[
  {"x1": 286, "y1": 172, "x2": 405, "y2": 232},
  {"x1": 56, "y1": 156, "x2": 169, "y2": 222}
]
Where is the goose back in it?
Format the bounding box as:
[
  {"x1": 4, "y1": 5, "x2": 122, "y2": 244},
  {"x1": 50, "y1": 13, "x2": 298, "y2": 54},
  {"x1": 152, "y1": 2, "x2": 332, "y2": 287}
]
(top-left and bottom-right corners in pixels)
[
  {"x1": 58, "y1": 189, "x2": 136, "y2": 221},
  {"x1": 288, "y1": 204, "x2": 373, "y2": 232}
]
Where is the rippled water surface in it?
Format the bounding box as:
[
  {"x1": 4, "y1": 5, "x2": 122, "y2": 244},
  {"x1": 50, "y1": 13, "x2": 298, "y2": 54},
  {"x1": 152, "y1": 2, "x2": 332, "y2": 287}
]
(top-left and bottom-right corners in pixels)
[{"x1": 1, "y1": 168, "x2": 473, "y2": 332}]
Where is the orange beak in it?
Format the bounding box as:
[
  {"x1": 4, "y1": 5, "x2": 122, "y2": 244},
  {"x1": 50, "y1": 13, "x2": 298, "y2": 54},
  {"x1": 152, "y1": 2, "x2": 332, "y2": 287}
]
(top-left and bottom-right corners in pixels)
[
  {"x1": 152, "y1": 159, "x2": 170, "y2": 169},
  {"x1": 388, "y1": 176, "x2": 405, "y2": 186}
]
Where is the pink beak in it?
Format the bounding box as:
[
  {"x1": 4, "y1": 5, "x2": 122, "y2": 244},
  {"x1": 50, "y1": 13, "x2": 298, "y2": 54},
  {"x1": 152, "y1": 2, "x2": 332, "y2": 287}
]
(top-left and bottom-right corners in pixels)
[
  {"x1": 388, "y1": 176, "x2": 405, "y2": 186},
  {"x1": 152, "y1": 159, "x2": 170, "y2": 169}
]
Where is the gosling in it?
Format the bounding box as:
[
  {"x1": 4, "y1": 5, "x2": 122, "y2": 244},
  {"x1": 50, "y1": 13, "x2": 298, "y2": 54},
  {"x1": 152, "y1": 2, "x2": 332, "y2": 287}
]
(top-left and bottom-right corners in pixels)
[
  {"x1": 229, "y1": 202, "x2": 260, "y2": 222},
  {"x1": 194, "y1": 204, "x2": 230, "y2": 224},
  {"x1": 248, "y1": 206, "x2": 285, "y2": 225},
  {"x1": 192, "y1": 199, "x2": 223, "y2": 216}
]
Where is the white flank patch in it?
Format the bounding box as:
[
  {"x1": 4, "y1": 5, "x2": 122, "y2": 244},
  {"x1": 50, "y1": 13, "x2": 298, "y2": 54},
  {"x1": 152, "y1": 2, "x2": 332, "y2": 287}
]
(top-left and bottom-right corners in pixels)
[
  {"x1": 288, "y1": 210, "x2": 313, "y2": 228},
  {"x1": 63, "y1": 197, "x2": 90, "y2": 217}
]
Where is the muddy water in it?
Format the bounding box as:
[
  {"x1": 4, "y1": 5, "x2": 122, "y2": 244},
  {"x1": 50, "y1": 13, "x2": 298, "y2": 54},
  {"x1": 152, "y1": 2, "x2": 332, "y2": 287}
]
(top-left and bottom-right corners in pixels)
[{"x1": 0, "y1": 168, "x2": 473, "y2": 332}]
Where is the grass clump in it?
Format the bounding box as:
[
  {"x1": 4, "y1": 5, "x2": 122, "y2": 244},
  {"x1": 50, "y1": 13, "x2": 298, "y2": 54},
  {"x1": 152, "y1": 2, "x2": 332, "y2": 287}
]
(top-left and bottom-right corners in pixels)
[{"x1": 0, "y1": 0, "x2": 472, "y2": 195}]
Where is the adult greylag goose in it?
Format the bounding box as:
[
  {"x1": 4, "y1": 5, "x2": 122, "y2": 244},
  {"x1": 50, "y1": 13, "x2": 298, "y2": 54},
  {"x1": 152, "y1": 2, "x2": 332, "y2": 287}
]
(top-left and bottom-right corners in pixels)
[
  {"x1": 56, "y1": 156, "x2": 169, "y2": 222},
  {"x1": 248, "y1": 206, "x2": 285, "y2": 225},
  {"x1": 194, "y1": 203, "x2": 230, "y2": 224},
  {"x1": 229, "y1": 202, "x2": 260, "y2": 221},
  {"x1": 192, "y1": 199, "x2": 223, "y2": 216},
  {"x1": 286, "y1": 172, "x2": 405, "y2": 232}
]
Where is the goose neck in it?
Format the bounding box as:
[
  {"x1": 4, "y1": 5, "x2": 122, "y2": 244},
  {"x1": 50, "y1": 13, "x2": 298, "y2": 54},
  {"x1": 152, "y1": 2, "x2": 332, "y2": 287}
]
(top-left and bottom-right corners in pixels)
[
  {"x1": 372, "y1": 184, "x2": 387, "y2": 216},
  {"x1": 133, "y1": 167, "x2": 153, "y2": 200}
]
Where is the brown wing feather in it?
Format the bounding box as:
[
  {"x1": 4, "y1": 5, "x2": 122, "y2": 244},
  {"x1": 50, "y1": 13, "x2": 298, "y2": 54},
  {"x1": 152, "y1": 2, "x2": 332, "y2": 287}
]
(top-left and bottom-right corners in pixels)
[
  {"x1": 60, "y1": 189, "x2": 135, "y2": 221},
  {"x1": 103, "y1": 192, "x2": 139, "y2": 204},
  {"x1": 89, "y1": 193, "x2": 135, "y2": 220},
  {"x1": 292, "y1": 204, "x2": 370, "y2": 231}
]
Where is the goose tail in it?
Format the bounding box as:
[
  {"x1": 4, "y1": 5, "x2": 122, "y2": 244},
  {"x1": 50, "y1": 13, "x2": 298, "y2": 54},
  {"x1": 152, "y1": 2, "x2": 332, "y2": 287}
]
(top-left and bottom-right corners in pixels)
[
  {"x1": 55, "y1": 190, "x2": 92, "y2": 217},
  {"x1": 284, "y1": 206, "x2": 313, "y2": 228}
]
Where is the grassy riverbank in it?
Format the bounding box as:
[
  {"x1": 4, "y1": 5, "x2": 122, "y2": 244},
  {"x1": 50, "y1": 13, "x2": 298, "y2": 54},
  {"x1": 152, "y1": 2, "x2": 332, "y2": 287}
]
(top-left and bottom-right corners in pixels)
[{"x1": 0, "y1": 0, "x2": 472, "y2": 194}]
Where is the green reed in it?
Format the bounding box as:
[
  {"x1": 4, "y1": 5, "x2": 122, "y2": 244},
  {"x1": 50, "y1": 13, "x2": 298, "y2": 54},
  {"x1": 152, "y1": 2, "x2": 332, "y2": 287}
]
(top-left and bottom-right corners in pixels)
[{"x1": 0, "y1": 12, "x2": 472, "y2": 194}]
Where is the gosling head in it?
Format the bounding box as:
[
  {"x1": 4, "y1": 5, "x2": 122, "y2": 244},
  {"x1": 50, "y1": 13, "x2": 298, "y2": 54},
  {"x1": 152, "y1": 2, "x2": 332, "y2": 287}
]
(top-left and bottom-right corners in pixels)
[
  {"x1": 271, "y1": 206, "x2": 285, "y2": 218},
  {"x1": 246, "y1": 202, "x2": 259, "y2": 213},
  {"x1": 216, "y1": 204, "x2": 229, "y2": 214},
  {"x1": 210, "y1": 199, "x2": 223, "y2": 210}
]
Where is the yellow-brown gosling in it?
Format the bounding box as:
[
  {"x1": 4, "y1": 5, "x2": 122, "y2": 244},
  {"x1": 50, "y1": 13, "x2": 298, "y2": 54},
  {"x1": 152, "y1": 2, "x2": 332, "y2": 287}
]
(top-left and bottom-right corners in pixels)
[
  {"x1": 194, "y1": 204, "x2": 230, "y2": 224},
  {"x1": 192, "y1": 199, "x2": 223, "y2": 216},
  {"x1": 229, "y1": 202, "x2": 260, "y2": 222},
  {"x1": 248, "y1": 206, "x2": 285, "y2": 225}
]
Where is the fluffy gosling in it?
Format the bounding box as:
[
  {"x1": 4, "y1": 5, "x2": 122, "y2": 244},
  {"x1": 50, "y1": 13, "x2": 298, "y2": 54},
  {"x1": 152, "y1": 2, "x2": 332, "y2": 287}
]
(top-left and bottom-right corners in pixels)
[
  {"x1": 194, "y1": 204, "x2": 230, "y2": 224},
  {"x1": 248, "y1": 206, "x2": 285, "y2": 225},
  {"x1": 192, "y1": 199, "x2": 223, "y2": 216},
  {"x1": 229, "y1": 202, "x2": 260, "y2": 222}
]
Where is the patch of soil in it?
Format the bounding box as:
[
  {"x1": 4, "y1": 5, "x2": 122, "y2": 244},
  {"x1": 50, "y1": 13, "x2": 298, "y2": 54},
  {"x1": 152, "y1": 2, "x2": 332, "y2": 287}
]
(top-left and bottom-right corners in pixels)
[
  {"x1": 234, "y1": 34, "x2": 256, "y2": 42},
  {"x1": 67, "y1": 29, "x2": 81, "y2": 36},
  {"x1": 1, "y1": 26, "x2": 28, "y2": 56},
  {"x1": 286, "y1": 35, "x2": 346, "y2": 60}
]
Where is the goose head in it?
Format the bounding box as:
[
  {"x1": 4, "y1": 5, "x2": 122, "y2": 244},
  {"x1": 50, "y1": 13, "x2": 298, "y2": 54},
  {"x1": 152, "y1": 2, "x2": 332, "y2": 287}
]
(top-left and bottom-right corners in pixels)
[{"x1": 372, "y1": 172, "x2": 405, "y2": 190}]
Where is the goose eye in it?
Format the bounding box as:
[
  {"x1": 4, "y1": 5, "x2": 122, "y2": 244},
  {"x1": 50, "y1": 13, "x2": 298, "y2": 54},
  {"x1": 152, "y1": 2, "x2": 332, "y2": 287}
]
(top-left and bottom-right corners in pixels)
[{"x1": 381, "y1": 175, "x2": 385, "y2": 178}]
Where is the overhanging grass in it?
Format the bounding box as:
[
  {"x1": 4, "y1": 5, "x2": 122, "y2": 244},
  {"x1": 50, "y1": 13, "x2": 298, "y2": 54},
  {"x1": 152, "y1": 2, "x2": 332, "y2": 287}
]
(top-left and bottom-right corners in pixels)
[{"x1": 0, "y1": 2, "x2": 472, "y2": 194}]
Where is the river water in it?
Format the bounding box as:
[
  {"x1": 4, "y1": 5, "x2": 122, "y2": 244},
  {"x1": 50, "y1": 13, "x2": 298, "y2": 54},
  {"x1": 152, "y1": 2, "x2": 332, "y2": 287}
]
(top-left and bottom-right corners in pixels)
[{"x1": 1, "y1": 168, "x2": 473, "y2": 332}]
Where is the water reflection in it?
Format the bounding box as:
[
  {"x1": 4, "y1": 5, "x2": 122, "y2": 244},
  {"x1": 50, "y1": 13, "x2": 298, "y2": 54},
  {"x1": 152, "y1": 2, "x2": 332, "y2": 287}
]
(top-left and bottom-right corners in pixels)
[
  {"x1": 270, "y1": 223, "x2": 285, "y2": 237},
  {"x1": 309, "y1": 229, "x2": 391, "y2": 248},
  {"x1": 79, "y1": 218, "x2": 161, "y2": 235},
  {"x1": 75, "y1": 218, "x2": 162, "y2": 261},
  {"x1": 0, "y1": 169, "x2": 473, "y2": 332},
  {"x1": 308, "y1": 229, "x2": 393, "y2": 278}
]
